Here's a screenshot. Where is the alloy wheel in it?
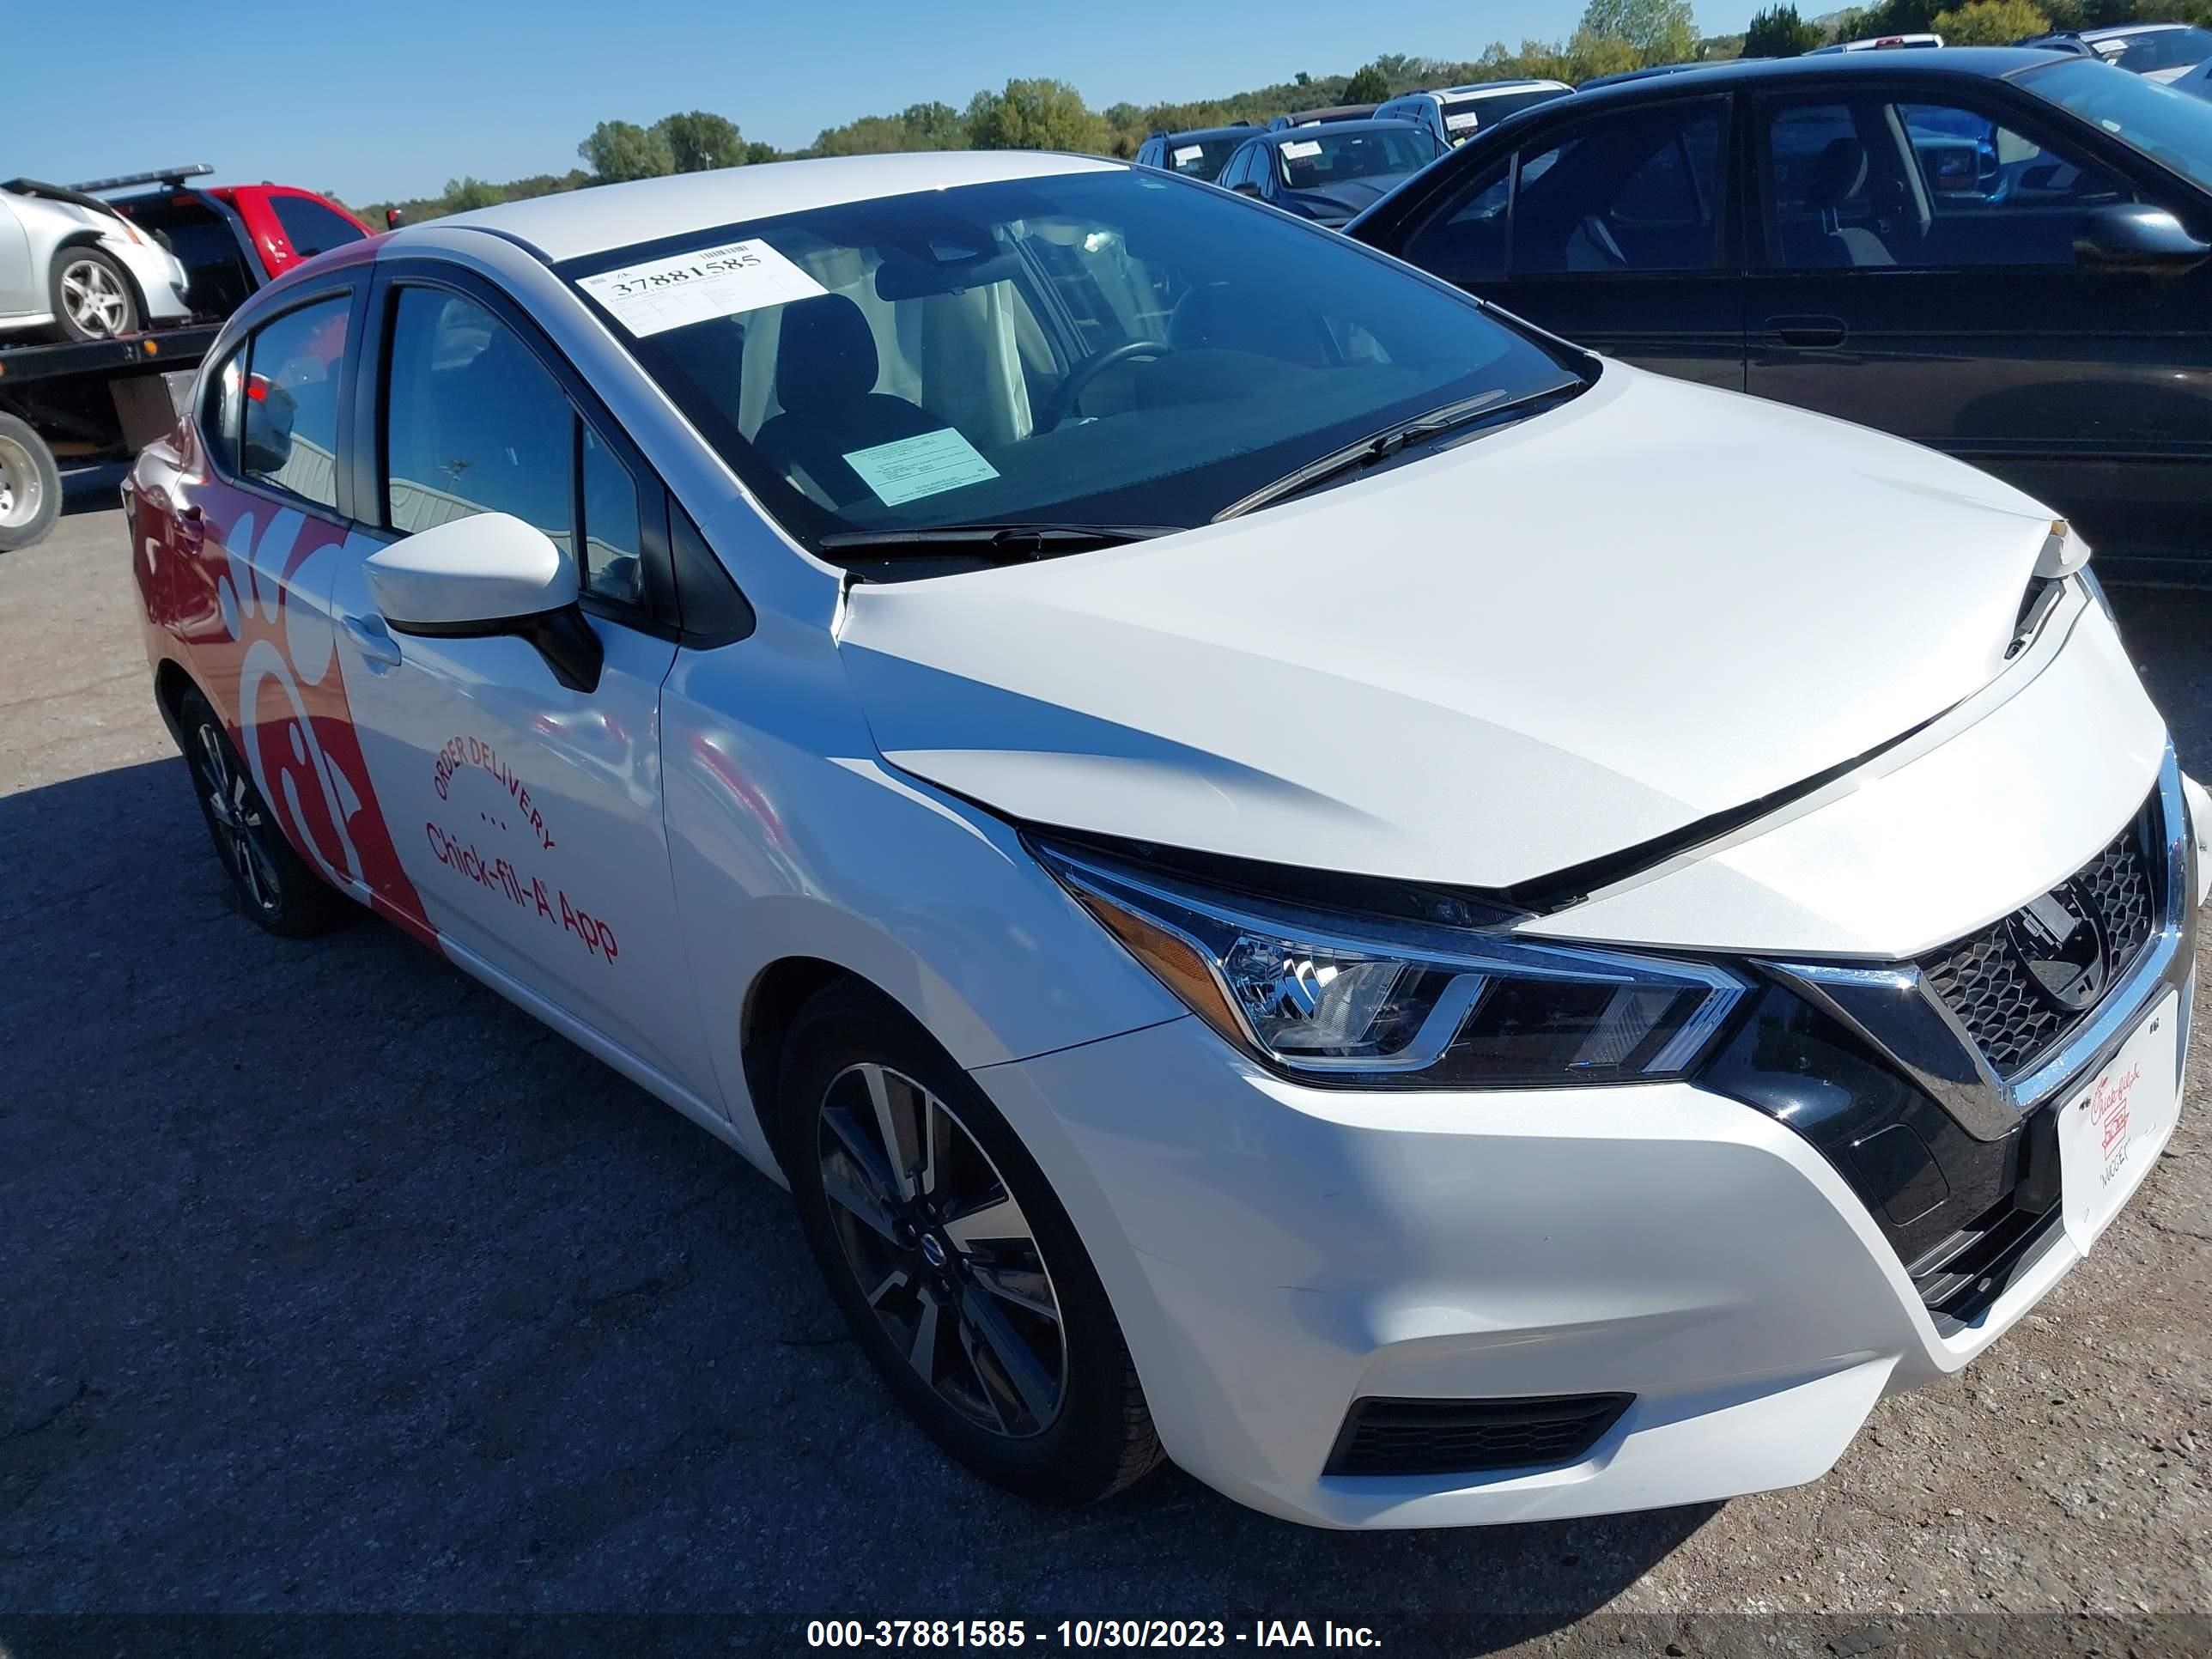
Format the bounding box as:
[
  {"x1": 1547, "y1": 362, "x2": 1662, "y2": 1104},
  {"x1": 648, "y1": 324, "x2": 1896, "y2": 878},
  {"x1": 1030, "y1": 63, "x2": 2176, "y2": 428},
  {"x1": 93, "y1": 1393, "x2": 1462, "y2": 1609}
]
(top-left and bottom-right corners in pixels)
[
  {"x1": 191, "y1": 720, "x2": 283, "y2": 916},
  {"x1": 815, "y1": 1062, "x2": 1067, "y2": 1437},
  {"x1": 60, "y1": 259, "x2": 130, "y2": 337}
]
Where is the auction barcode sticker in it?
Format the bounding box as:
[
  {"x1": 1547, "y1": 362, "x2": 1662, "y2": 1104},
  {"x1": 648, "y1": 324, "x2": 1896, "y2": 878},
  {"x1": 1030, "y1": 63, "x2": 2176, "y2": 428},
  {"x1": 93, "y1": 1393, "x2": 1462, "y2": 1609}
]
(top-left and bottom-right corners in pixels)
[
  {"x1": 578, "y1": 239, "x2": 828, "y2": 336},
  {"x1": 1280, "y1": 140, "x2": 1323, "y2": 159}
]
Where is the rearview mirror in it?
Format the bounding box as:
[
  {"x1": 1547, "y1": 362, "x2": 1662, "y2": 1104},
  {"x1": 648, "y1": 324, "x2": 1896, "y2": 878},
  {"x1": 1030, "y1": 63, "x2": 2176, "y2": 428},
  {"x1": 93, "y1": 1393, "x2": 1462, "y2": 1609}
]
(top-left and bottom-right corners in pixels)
[
  {"x1": 364, "y1": 512, "x2": 601, "y2": 692},
  {"x1": 2074, "y1": 204, "x2": 2209, "y2": 275}
]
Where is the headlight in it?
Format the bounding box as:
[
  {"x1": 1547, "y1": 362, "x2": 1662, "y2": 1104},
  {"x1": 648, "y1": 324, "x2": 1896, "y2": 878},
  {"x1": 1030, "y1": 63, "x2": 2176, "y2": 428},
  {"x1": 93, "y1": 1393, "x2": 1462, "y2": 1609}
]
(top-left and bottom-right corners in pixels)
[{"x1": 1031, "y1": 837, "x2": 1747, "y2": 1088}]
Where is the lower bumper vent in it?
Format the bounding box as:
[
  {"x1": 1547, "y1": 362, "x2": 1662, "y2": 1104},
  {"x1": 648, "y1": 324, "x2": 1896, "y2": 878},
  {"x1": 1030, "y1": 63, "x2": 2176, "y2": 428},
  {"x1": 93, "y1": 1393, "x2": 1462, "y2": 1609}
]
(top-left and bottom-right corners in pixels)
[{"x1": 1324, "y1": 1392, "x2": 1633, "y2": 1479}]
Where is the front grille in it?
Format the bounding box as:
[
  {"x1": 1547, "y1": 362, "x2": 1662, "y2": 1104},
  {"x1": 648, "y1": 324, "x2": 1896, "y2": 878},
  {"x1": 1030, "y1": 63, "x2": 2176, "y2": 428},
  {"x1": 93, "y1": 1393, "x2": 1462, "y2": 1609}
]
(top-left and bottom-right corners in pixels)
[
  {"x1": 1916, "y1": 802, "x2": 2159, "y2": 1081},
  {"x1": 1324, "y1": 1393, "x2": 1632, "y2": 1479}
]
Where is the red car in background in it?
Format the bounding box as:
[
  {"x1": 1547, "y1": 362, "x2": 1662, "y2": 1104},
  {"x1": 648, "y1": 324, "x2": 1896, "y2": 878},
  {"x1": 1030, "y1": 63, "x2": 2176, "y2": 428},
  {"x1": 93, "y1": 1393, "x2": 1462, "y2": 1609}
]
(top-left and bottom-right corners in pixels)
[{"x1": 108, "y1": 172, "x2": 374, "y2": 321}]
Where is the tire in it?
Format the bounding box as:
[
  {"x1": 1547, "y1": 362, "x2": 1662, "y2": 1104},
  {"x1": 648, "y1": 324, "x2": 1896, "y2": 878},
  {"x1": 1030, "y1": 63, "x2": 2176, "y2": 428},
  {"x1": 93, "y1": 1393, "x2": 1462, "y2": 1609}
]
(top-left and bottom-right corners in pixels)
[
  {"x1": 176, "y1": 685, "x2": 356, "y2": 938},
  {"x1": 781, "y1": 981, "x2": 1164, "y2": 1506},
  {"x1": 0, "y1": 413, "x2": 61, "y2": 553},
  {"x1": 50, "y1": 246, "x2": 140, "y2": 341}
]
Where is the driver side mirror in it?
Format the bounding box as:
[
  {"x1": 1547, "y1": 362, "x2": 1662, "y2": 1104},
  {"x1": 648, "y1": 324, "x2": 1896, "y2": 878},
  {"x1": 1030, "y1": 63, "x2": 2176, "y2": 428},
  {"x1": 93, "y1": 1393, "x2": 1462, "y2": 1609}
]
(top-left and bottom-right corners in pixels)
[
  {"x1": 2074, "y1": 204, "x2": 2210, "y2": 276},
  {"x1": 364, "y1": 512, "x2": 603, "y2": 692},
  {"x1": 1231, "y1": 182, "x2": 1263, "y2": 198}
]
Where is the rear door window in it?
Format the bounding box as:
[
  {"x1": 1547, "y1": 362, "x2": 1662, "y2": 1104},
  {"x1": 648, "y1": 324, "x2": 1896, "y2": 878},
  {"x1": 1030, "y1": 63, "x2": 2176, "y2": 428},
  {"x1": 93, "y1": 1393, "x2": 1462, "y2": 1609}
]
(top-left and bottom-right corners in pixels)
[
  {"x1": 240, "y1": 295, "x2": 350, "y2": 511},
  {"x1": 270, "y1": 195, "x2": 366, "y2": 259}
]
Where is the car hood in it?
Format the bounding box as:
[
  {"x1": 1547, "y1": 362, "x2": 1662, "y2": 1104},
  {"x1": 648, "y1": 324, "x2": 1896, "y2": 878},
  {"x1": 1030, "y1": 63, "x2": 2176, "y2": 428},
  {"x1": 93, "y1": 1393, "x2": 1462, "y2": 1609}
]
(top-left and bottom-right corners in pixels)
[
  {"x1": 836, "y1": 364, "x2": 2063, "y2": 890},
  {"x1": 1282, "y1": 175, "x2": 1414, "y2": 220}
]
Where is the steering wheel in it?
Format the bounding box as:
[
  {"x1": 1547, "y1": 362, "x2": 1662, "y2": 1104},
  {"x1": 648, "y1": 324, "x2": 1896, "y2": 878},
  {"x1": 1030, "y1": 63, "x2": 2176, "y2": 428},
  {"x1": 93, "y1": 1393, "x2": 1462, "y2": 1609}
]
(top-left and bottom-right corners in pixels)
[{"x1": 1036, "y1": 339, "x2": 1173, "y2": 433}]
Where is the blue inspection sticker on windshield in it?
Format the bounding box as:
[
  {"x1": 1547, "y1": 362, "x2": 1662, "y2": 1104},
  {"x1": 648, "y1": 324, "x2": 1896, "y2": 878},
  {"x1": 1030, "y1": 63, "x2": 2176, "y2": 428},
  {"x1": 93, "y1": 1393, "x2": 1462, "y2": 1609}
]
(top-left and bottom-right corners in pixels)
[{"x1": 843, "y1": 428, "x2": 1000, "y2": 506}]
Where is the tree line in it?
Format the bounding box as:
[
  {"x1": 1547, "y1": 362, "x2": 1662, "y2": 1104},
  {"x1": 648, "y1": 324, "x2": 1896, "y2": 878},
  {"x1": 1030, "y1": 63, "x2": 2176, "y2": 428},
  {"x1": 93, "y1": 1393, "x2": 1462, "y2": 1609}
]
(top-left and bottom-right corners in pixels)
[
  {"x1": 1747, "y1": 0, "x2": 2212, "y2": 56},
  {"x1": 354, "y1": 0, "x2": 2209, "y2": 224}
]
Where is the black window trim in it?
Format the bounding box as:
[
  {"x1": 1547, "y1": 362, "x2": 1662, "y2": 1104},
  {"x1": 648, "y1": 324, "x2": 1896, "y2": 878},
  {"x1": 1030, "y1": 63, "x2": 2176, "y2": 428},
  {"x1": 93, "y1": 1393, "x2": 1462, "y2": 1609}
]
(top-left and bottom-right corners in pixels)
[
  {"x1": 199, "y1": 279, "x2": 366, "y2": 526},
  {"x1": 358, "y1": 256, "x2": 702, "y2": 642}
]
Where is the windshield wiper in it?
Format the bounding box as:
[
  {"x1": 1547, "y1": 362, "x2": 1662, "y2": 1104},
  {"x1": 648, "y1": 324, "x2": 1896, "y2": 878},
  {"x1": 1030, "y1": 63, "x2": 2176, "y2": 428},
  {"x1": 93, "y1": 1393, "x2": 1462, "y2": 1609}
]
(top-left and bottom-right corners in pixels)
[
  {"x1": 1212, "y1": 382, "x2": 1580, "y2": 523},
  {"x1": 816, "y1": 522, "x2": 1181, "y2": 562}
]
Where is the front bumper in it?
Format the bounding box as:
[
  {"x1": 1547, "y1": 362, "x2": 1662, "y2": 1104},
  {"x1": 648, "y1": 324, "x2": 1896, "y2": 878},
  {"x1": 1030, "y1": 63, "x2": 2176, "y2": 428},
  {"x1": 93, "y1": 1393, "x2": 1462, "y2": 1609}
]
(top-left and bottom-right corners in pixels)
[
  {"x1": 975, "y1": 763, "x2": 2204, "y2": 1529},
  {"x1": 980, "y1": 994, "x2": 2191, "y2": 1528}
]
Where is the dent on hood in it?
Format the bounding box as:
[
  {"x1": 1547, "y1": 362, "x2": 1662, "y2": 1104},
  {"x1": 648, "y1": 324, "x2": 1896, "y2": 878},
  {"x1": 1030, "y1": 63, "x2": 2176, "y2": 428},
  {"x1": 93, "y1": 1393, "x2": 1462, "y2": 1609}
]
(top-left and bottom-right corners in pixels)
[{"x1": 836, "y1": 368, "x2": 2062, "y2": 890}]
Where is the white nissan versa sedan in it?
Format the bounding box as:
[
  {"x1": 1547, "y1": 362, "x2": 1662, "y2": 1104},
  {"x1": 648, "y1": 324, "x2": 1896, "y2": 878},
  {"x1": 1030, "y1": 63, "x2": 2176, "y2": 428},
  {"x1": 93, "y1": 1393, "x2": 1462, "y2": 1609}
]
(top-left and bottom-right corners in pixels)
[{"x1": 128, "y1": 151, "x2": 2210, "y2": 1528}]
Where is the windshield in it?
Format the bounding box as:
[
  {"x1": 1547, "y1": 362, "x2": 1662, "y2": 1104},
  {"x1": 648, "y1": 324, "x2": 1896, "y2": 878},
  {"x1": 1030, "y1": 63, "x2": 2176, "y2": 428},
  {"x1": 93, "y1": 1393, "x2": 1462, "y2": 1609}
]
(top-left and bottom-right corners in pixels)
[
  {"x1": 1274, "y1": 126, "x2": 1439, "y2": 186},
  {"x1": 1163, "y1": 137, "x2": 1243, "y2": 179},
  {"x1": 2102, "y1": 27, "x2": 2212, "y2": 74},
  {"x1": 2021, "y1": 55, "x2": 2212, "y2": 193},
  {"x1": 560, "y1": 168, "x2": 1579, "y2": 562}
]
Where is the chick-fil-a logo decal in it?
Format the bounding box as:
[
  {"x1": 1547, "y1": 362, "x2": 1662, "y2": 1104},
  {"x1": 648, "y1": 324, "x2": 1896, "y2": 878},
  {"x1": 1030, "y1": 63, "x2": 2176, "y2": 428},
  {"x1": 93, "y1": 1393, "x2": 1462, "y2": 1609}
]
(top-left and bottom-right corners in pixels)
[
  {"x1": 2088, "y1": 1060, "x2": 2140, "y2": 1186},
  {"x1": 158, "y1": 495, "x2": 434, "y2": 948},
  {"x1": 426, "y1": 736, "x2": 617, "y2": 964}
]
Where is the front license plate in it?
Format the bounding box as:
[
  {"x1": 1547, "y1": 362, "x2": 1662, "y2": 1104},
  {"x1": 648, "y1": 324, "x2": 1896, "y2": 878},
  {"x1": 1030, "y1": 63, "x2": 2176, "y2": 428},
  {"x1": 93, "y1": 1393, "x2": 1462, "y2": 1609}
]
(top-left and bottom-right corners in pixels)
[{"x1": 2058, "y1": 989, "x2": 2183, "y2": 1254}]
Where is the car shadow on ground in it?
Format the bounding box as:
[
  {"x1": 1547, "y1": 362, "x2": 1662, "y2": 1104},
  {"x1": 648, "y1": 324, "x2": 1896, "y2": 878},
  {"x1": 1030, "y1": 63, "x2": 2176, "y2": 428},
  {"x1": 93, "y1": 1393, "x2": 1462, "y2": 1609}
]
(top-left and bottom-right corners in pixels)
[{"x1": 0, "y1": 754, "x2": 1709, "y2": 1647}]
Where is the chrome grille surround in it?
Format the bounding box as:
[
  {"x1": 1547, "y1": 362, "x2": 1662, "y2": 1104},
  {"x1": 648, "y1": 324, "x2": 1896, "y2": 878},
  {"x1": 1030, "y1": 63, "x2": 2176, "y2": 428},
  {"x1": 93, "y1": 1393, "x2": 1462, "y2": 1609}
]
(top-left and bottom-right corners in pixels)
[{"x1": 1759, "y1": 744, "x2": 2195, "y2": 1143}]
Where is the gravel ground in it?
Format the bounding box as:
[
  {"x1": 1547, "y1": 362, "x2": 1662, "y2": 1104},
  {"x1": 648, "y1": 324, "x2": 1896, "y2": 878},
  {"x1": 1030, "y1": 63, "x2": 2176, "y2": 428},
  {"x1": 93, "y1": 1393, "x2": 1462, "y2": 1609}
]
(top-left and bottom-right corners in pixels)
[{"x1": 2, "y1": 489, "x2": 2208, "y2": 1659}]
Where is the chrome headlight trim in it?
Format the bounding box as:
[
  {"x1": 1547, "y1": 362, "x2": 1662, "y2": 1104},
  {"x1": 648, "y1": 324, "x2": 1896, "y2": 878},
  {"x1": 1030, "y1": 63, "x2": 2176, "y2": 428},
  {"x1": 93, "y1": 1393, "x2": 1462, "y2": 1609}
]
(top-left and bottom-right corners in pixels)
[{"x1": 1033, "y1": 838, "x2": 1750, "y2": 1088}]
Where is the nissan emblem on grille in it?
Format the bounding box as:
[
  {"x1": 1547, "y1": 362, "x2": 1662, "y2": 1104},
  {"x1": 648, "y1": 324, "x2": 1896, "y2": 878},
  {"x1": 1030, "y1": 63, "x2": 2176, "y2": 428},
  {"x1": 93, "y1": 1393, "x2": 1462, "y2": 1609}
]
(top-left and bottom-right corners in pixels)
[
  {"x1": 2008, "y1": 886, "x2": 2108, "y2": 1012},
  {"x1": 1913, "y1": 799, "x2": 2160, "y2": 1081}
]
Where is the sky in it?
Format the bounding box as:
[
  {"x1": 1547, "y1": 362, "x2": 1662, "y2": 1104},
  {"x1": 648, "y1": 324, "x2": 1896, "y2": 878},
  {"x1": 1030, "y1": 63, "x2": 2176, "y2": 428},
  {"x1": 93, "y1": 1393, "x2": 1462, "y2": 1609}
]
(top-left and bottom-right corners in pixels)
[{"x1": 7, "y1": 1, "x2": 1761, "y2": 207}]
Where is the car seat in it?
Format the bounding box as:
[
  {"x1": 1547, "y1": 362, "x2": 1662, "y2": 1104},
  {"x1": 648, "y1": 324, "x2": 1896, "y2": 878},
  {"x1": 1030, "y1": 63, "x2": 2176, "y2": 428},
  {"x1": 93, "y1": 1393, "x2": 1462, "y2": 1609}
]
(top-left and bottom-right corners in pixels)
[
  {"x1": 1806, "y1": 137, "x2": 1895, "y2": 266},
  {"x1": 750, "y1": 292, "x2": 942, "y2": 507}
]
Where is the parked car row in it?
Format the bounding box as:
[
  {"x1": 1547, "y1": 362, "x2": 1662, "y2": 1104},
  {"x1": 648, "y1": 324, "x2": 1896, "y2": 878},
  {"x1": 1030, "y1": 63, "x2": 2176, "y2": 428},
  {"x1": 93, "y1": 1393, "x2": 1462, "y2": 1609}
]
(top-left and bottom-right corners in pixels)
[{"x1": 132, "y1": 125, "x2": 2209, "y2": 1533}]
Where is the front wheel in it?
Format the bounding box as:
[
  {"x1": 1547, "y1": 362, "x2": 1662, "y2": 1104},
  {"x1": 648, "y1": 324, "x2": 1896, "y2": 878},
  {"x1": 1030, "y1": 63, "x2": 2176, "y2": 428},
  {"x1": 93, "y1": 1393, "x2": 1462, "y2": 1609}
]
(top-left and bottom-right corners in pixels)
[
  {"x1": 781, "y1": 981, "x2": 1164, "y2": 1505},
  {"x1": 176, "y1": 685, "x2": 355, "y2": 938},
  {"x1": 51, "y1": 247, "x2": 140, "y2": 341}
]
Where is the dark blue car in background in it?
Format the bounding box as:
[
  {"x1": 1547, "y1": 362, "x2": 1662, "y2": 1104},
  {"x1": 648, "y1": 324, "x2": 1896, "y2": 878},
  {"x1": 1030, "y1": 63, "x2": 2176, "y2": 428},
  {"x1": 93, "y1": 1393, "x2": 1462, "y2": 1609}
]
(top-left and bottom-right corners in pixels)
[
  {"x1": 1213, "y1": 120, "x2": 1444, "y2": 229},
  {"x1": 1349, "y1": 48, "x2": 2212, "y2": 582}
]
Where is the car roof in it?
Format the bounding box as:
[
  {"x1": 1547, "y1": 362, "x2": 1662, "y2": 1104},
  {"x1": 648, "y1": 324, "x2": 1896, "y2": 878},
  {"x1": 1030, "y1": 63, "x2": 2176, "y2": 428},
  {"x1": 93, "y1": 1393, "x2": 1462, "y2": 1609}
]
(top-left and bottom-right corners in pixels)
[
  {"x1": 2081, "y1": 21, "x2": 2196, "y2": 39},
  {"x1": 1551, "y1": 46, "x2": 2071, "y2": 110},
  {"x1": 1155, "y1": 125, "x2": 1256, "y2": 144},
  {"x1": 1437, "y1": 78, "x2": 1571, "y2": 96},
  {"x1": 1259, "y1": 118, "x2": 1430, "y2": 142},
  {"x1": 417, "y1": 150, "x2": 1121, "y2": 264}
]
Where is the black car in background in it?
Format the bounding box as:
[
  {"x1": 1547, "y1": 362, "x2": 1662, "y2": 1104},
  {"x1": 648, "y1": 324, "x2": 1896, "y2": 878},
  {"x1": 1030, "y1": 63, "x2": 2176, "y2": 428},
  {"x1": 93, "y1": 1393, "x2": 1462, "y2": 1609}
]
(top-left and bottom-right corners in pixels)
[
  {"x1": 1216, "y1": 120, "x2": 1444, "y2": 228},
  {"x1": 1348, "y1": 49, "x2": 2212, "y2": 581},
  {"x1": 1134, "y1": 125, "x2": 1259, "y2": 179}
]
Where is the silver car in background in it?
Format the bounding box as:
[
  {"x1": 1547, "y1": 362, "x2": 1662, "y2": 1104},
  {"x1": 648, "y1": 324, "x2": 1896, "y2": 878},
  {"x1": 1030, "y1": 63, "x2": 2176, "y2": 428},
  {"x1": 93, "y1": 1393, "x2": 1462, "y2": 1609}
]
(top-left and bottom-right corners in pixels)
[{"x1": 0, "y1": 178, "x2": 193, "y2": 341}]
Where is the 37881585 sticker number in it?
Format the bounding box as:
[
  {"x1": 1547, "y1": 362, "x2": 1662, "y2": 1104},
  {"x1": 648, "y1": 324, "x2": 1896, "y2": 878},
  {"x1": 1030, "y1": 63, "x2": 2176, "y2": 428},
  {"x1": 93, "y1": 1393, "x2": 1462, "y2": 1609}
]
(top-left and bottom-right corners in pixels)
[{"x1": 577, "y1": 237, "x2": 828, "y2": 336}]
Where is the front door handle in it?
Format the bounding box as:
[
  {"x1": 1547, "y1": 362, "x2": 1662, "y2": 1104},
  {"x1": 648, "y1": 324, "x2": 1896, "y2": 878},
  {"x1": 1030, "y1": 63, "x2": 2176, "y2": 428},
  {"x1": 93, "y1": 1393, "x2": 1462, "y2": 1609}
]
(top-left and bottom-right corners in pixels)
[
  {"x1": 1767, "y1": 314, "x2": 1848, "y2": 349},
  {"x1": 341, "y1": 612, "x2": 404, "y2": 670}
]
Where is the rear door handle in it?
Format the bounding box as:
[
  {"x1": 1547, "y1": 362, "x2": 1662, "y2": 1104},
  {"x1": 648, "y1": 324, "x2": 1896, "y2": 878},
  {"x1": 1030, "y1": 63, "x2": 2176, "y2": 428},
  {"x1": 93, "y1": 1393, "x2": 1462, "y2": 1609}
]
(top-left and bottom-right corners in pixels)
[
  {"x1": 1767, "y1": 315, "x2": 1848, "y2": 349},
  {"x1": 341, "y1": 612, "x2": 404, "y2": 670}
]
